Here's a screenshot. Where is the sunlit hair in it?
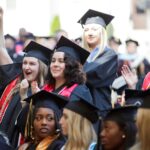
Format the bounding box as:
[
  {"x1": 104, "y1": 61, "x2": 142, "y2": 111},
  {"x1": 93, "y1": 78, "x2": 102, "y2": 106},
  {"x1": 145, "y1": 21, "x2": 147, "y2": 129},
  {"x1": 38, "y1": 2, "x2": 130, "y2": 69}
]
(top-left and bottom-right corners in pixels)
[
  {"x1": 37, "y1": 60, "x2": 48, "y2": 87},
  {"x1": 64, "y1": 109, "x2": 97, "y2": 150},
  {"x1": 47, "y1": 53, "x2": 86, "y2": 86},
  {"x1": 82, "y1": 24, "x2": 107, "y2": 61},
  {"x1": 136, "y1": 108, "x2": 150, "y2": 150},
  {"x1": 21, "y1": 59, "x2": 48, "y2": 87}
]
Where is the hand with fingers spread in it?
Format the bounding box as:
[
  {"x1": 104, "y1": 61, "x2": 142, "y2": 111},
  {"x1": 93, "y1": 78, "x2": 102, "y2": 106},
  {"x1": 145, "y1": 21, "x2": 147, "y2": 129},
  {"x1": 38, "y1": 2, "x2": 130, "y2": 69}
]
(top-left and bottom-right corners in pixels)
[
  {"x1": 20, "y1": 79, "x2": 29, "y2": 100},
  {"x1": 31, "y1": 81, "x2": 40, "y2": 94},
  {"x1": 121, "y1": 65, "x2": 138, "y2": 89}
]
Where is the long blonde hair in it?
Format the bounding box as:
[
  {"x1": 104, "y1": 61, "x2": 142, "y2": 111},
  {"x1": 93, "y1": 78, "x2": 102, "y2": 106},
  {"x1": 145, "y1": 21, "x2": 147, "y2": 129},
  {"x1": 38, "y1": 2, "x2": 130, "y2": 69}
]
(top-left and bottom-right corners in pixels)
[
  {"x1": 136, "y1": 108, "x2": 150, "y2": 150},
  {"x1": 64, "y1": 109, "x2": 97, "y2": 150},
  {"x1": 82, "y1": 25, "x2": 107, "y2": 61}
]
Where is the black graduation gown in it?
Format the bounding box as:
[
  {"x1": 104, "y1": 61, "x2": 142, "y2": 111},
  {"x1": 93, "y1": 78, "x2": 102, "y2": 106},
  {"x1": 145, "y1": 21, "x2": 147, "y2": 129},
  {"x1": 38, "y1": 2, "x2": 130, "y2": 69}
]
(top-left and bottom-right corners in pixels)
[
  {"x1": 26, "y1": 135, "x2": 66, "y2": 150},
  {"x1": 0, "y1": 63, "x2": 22, "y2": 96},
  {"x1": 52, "y1": 84, "x2": 93, "y2": 103},
  {"x1": 70, "y1": 84, "x2": 93, "y2": 103},
  {"x1": 0, "y1": 63, "x2": 24, "y2": 148},
  {"x1": 83, "y1": 47, "x2": 118, "y2": 113}
]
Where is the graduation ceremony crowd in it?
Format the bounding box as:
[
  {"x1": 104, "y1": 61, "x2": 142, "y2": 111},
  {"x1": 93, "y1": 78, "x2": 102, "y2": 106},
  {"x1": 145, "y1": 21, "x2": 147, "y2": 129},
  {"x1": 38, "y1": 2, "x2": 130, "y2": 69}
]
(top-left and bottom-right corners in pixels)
[{"x1": 1, "y1": 6, "x2": 150, "y2": 150}]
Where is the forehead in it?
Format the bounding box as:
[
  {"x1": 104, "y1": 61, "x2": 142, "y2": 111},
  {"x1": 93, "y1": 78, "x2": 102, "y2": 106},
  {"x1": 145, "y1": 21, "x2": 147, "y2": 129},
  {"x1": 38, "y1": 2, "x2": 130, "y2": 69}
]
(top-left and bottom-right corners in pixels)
[
  {"x1": 52, "y1": 51, "x2": 65, "y2": 58},
  {"x1": 23, "y1": 56, "x2": 39, "y2": 62},
  {"x1": 35, "y1": 107, "x2": 54, "y2": 115},
  {"x1": 84, "y1": 23, "x2": 102, "y2": 29}
]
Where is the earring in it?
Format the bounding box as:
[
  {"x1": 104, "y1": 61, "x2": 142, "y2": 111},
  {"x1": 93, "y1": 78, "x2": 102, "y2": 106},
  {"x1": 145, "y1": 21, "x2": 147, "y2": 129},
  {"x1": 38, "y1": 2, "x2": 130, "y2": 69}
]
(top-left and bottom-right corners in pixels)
[{"x1": 122, "y1": 135, "x2": 126, "y2": 139}]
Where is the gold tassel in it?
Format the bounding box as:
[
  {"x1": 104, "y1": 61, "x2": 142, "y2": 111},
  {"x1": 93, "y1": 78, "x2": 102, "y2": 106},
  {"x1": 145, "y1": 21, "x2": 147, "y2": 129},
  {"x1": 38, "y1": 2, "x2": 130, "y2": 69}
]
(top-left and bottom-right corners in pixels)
[{"x1": 24, "y1": 98, "x2": 33, "y2": 141}]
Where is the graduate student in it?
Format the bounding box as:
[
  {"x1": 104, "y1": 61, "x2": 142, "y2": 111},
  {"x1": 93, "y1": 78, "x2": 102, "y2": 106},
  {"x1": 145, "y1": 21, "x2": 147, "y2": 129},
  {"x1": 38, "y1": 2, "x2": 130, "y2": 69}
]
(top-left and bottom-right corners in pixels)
[
  {"x1": 18, "y1": 90, "x2": 67, "y2": 150},
  {"x1": 130, "y1": 89, "x2": 150, "y2": 150},
  {"x1": 0, "y1": 40, "x2": 52, "y2": 148},
  {"x1": 95, "y1": 106, "x2": 137, "y2": 150},
  {"x1": 32, "y1": 36, "x2": 93, "y2": 103},
  {"x1": 78, "y1": 9, "x2": 118, "y2": 111},
  {"x1": 59, "y1": 98, "x2": 99, "y2": 150}
]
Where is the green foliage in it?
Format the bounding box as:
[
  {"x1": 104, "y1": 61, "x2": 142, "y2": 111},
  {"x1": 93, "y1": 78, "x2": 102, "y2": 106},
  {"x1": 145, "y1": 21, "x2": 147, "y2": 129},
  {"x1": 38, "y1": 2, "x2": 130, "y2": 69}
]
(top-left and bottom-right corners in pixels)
[{"x1": 50, "y1": 15, "x2": 61, "y2": 35}]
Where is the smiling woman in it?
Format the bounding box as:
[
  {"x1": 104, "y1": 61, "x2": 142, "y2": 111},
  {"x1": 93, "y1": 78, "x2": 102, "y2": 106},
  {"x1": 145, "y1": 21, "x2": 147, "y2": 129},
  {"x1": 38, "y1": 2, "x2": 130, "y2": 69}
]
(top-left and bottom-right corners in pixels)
[{"x1": 0, "y1": 8, "x2": 53, "y2": 148}]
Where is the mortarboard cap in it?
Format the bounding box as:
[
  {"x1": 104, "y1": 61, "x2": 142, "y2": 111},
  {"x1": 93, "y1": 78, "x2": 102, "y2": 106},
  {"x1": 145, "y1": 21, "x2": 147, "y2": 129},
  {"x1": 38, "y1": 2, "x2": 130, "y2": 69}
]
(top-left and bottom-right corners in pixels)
[
  {"x1": 139, "y1": 89, "x2": 150, "y2": 109},
  {"x1": 55, "y1": 36, "x2": 90, "y2": 65},
  {"x1": 125, "y1": 39, "x2": 139, "y2": 46},
  {"x1": 109, "y1": 36, "x2": 122, "y2": 45},
  {"x1": 23, "y1": 41, "x2": 53, "y2": 65},
  {"x1": 0, "y1": 63, "x2": 22, "y2": 90},
  {"x1": 24, "y1": 90, "x2": 68, "y2": 111},
  {"x1": 78, "y1": 9, "x2": 114, "y2": 28},
  {"x1": 64, "y1": 99, "x2": 99, "y2": 123},
  {"x1": 104, "y1": 105, "x2": 138, "y2": 122},
  {"x1": 125, "y1": 89, "x2": 143, "y2": 106},
  {"x1": 4, "y1": 34, "x2": 16, "y2": 42}
]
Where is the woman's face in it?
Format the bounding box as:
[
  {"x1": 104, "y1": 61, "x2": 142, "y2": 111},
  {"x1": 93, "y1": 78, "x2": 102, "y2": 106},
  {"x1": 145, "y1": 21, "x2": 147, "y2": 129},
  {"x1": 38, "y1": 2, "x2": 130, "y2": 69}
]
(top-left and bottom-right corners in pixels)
[
  {"x1": 50, "y1": 52, "x2": 66, "y2": 80},
  {"x1": 22, "y1": 57, "x2": 40, "y2": 83},
  {"x1": 100, "y1": 120, "x2": 125, "y2": 150},
  {"x1": 84, "y1": 24, "x2": 102, "y2": 49},
  {"x1": 33, "y1": 108, "x2": 56, "y2": 140},
  {"x1": 59, "y1": 108, "x2": 69, "y2": 136}
]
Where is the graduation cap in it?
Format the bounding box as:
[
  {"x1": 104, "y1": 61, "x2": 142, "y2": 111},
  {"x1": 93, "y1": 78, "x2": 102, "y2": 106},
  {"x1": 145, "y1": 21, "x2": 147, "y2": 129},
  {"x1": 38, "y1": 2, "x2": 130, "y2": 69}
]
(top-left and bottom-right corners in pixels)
[
  {"x1": 0, "y1": 63, "x2": 22, "y2": 90},
  {"x1": 78, "y1": 9, "x2": 114, "y2": 28},
  {"x1": 24, "y1": 90, "x2": 68, "y2": 111},
  {"x1": 24, "y1": 90, "x2": 68, "y2": 140},
  {"x1": 23, "y1": 41, "x2": 53, "y2": 65},
  {"x1": 4, "y1": 34, "x2": 16, "y2": 42},
  {"x1": 55, "y1": 36, "x2": 90, "y2": 65},
  {"x1": 139, "y1": 89, "x2": 150, "y2": 109},
  {"x1": 64, "y1": 99, "x2": 99, "y2": 123},
  {"x1": 125, "y1": 89, "x2": 143, "y2": 106},
  {"x1": 104, "y1": 105, "x2": 138, "y2": 122},
  {"x1": 125, "y1": 39, "x2": 139, "y2": 46},
  {"x1": 109, "y1": 36, "x2": 122, "y2": 45}
]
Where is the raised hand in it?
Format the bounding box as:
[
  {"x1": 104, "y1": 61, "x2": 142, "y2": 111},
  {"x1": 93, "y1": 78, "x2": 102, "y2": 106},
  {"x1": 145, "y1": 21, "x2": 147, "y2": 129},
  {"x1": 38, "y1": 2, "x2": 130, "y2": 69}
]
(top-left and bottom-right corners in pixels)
[
  {"x1": 19, "y1": 79, "x2": 29, "y2": 100},
  {"x1": 31, "y1": 81, "x2": 40, "y2": 94},
  {"x1": 121, "y1": 65, "x2": 138, "y2": 89}
]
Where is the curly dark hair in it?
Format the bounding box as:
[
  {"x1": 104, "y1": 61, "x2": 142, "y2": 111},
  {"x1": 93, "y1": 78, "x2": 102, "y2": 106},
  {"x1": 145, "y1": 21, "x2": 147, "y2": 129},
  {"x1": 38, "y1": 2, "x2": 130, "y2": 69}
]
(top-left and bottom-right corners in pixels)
[{"x1": 47, "y1": 53, "x2": 86, "y2": 87}]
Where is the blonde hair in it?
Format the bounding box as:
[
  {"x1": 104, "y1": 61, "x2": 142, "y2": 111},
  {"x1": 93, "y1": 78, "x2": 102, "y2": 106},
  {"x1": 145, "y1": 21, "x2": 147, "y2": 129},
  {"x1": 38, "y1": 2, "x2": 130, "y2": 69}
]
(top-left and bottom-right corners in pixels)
[
  {"x1": 64, "y1": 109, "x2": 97, "y2": 150},
  {"x1": 136, "y1": 108, "x2": 150, "y2": 150},
  {"x1": 82, "y1": 25, "x2": 107, "y2": 61}
]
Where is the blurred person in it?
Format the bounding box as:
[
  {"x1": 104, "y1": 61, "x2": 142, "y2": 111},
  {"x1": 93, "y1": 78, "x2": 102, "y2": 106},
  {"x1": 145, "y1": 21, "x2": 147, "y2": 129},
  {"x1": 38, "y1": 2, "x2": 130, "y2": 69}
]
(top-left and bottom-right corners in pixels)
[
  {"x1": 54, "y1": 29, "x2": 68, "y2": 42},
  {"x1": 15, "y1": 28, "x2": 28, "y2": 54},
  {"x1": 59, "y1": 98, "x2": 99, "y2": 150},
  {"x1": 4, "y1": 34, "x2": 16, "y2": 59},
  {"x1": 119, "y1": 39, "x2": 150, "y2": 79},
  {"x1": 78, "y1": 9, "x2": 118, "y2": 111},
  {"x1": 130, "y1": 89, "x2": 150, "y2": 150},
  {"x1": 95, "y1": 106, "x2": 137, "y2": 150},
  {"x1": 108, "y1": 36, "x2": 122, "y2": 53}
]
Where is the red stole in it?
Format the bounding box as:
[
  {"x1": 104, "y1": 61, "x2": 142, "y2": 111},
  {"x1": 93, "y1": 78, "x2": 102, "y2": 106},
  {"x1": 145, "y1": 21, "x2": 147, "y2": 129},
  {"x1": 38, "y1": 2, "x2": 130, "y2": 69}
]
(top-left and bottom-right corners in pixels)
[
  {"x1": 0, "y1": 77, "x2": 19, "y2": 123},
  {"x1": 43, "y1": 84, "x2": 78, "y2": 98}
]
